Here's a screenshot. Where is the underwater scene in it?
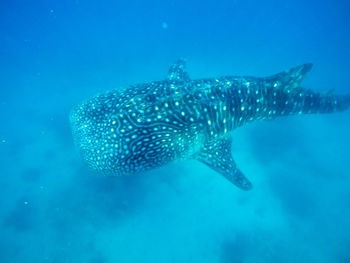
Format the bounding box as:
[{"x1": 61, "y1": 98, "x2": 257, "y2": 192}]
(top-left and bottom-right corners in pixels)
[{"x1": 1, "y1": 0, "x2": 350, "y2": 262}]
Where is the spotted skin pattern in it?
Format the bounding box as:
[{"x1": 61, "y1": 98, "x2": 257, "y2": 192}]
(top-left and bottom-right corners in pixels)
[{"x1": 70, "y1": 60, "x2": 350, "y2": 190}]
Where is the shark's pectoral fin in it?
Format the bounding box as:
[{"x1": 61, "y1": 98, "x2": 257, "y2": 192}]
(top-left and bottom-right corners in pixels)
[
  {"x1": 195, "y1": 136, "x2": 252, "y2": 190},
  {"x1": 167, "y1": 59, "x2": 190, "y2": 82}
]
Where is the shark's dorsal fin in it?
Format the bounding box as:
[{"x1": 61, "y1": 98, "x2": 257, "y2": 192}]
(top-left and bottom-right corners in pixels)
[
  {"x1": 195, "y1": 136, "x2": 252, "y2": 190},
  {"x1": 267, "y1": 63, "x2": 313, "y2": 89},
  {"x1": 167, "y1": 59, "x2": 190, "y2": 82}
]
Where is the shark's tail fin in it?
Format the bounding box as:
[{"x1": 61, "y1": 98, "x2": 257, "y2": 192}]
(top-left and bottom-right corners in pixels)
[
  {"x1": 288, "y1": 90, "x2": 350, "y2": 115},
  {"x1": 305, "y1": 89, "x2": 349, "y2": 114},
  {"x1": 292, "y1": 90, "x2": 350, "y2": 115},
  {"x1": 265, "y1": 64, "x2": 350, "y2": 116},
  {"x1": 346, "y1": 94, "x2": 350, "y2": 108},
  {"x1": 267, "y1": 63, "x2": 313, "y2": 89},
  {"x1": 332, "y1": 93, "x2": 350, "y2": 112}
]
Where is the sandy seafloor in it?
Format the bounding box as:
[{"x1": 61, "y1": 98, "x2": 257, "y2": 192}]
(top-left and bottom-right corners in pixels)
[{"x1": 1, "y1": 0, "x2": 350, "y2": 262}]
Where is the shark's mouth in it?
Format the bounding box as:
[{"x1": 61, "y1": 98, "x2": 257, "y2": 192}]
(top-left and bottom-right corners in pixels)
[
  {"x1": 69, "y1": 104, "x2": 96, "y2": 169},
  {"x1": 69, "y1": 100, "x2": 107, "y2": 172},
  {"x1": 69, "y1": 97, "x2": 129, "y2": 176}
]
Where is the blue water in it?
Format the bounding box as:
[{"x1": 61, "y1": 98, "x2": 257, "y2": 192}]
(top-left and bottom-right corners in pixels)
[{"x1": 1, "y1": 0, "x2": 350, "y2": 262}]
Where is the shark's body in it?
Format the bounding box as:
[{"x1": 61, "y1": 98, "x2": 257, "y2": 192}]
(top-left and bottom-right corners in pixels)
[{"x1": 70, "y1": 60, "x2": 349, "y2": 190}]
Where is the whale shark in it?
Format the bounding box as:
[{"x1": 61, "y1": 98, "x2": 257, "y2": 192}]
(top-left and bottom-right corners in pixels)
[{"x1": 70, "y1": 59, "x2": 349, "y2": 190}]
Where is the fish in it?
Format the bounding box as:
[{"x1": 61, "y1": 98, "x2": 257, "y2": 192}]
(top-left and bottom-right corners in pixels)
[{"x1": 70, "y1": 59, "x2": 350, "y2": 190}]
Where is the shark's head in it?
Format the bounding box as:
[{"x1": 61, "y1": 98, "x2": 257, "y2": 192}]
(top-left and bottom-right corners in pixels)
[
  {"x1": 70, "y1": 90, "x2": 174, "y2": 176},
  {"x1": 69, "y1": 92, "x2": 126, "y2": 175}
]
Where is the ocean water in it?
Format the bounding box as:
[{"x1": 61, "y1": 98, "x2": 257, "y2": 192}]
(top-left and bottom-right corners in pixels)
[{"x1": 1, "y1": 0, "x2": 350, "y2": 262}]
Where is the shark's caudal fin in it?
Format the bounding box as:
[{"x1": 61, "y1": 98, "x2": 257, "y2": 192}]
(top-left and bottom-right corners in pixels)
[
  {"x1": 195, "y1": 136, "x2": 252, "y2": 190},
  {"x1": 342, "y1": 94, "x2": 350, "y2": 111},
  {"x1": 267, "y1": 63, "x2": 313, "y2": 89},
  {"x1": 267, "y1": 64, "x2": 350, "y2": 115}
]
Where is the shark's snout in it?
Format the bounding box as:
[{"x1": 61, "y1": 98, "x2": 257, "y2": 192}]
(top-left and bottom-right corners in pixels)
[{"x1": 70, "y1": 100, "x2": 116, "y2": 174}]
